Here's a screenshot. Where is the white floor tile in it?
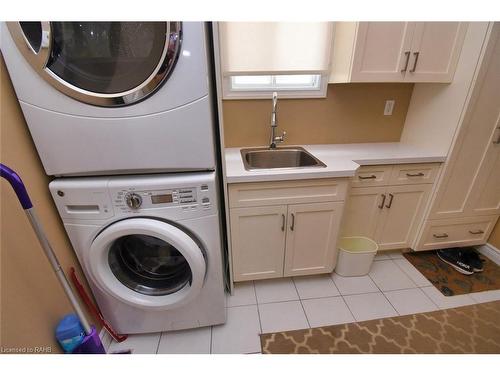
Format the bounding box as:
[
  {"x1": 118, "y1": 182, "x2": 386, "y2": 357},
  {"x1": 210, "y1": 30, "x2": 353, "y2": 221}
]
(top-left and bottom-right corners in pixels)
[
  {"x1": 332, "y1": 273, "x2": 379, "y2": 295},
  {"x1": 99, "y1": 329, "x2": 113, "y2": 352},
  {"x1": 226, "y1": 281, "x2": 256, "y2": 307},
  {"x1": 108, "y1": 333, "x2": 161, "y2": 354},
  {"x1": 374, "y1": 253, "x2": 391, "y2": 261},
  {"x1": 301, "y1": 297, "x2": 355, "y2": 328},
  {"x1": 157, "y1": 327, "x2": 211, "y2": 354},
  {"x1": 393, "y1": 258, "x2": 432, "y2": 287},
  {"x1": 211, "y1": 305, "x2": 261, "y2": 354},
  {"x1": 293, "y1": 274, "x2": 340, "y2": 299},
  {"x1": 384, "y1": 288, "x2": 439, "y2": 315},
  {"x1": 369, "y1": 260, "x2": 417, "y2": 291},
  {"x1": 468, "y1": 289, "x2": 500, "y2": 304},
  {"x1": 254, "y1": 278, "x2": 299, "y2": 304},
  {"x1": 421, "y1": 286, "x2": 476, "y2": 309},
  {"x1": 344, "y1": 292, "x2": 398, "y2": 322},
  {"x1": 258, "y1": 301, "x2": 309, "y2": 333}
]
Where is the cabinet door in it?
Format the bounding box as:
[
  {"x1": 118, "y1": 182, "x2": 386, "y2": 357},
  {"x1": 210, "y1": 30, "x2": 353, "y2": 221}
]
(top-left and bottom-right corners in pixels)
[
  {"x1": 341, "y1": 186, "x2": 386, "y2": 239},
  {"x1": 351, "y1": 22, "x2": 415, "y2": 82},
  {"x1": 230, "y1": 205, "x2": 287, "y2": 282},
  {"x1": 376, "y1": 184, "x2": 431, "y2": 250},
  {"x1": 405, "y1": 22, "x2": 467, "y2": 82},
  {"x1": 465, "y1": 122, "x2": 500, "y2": 216},
  {"x1": 429, "y1": 33, "x2": 500, "y2": 219},
  {"x1": 284, "y1": 202, "x2": 344, "y2": 277}
]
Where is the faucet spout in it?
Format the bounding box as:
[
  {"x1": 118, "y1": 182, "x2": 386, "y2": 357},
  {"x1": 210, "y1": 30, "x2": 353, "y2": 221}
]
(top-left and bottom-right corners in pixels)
[{"x1": 269, "y1": 92, "x2": 286, "y2": 149}]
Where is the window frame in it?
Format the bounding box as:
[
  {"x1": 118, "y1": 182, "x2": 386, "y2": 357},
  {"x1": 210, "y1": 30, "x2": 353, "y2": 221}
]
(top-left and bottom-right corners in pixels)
[{"x1": 222, "y1": 73, "x2": 329, "y2": 100}]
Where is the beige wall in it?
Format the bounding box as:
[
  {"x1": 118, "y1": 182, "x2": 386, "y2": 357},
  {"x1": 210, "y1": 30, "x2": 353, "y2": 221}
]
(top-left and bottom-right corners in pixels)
[
  {"x1": 0, "y1": 55, "x2": 97, "y2": 353},
  {"x1": 489, "y1": 219, "x2": 500, "y2": 249},
  {"x1": 223, "y1": 83, "x2": 414, "y2": 147}
]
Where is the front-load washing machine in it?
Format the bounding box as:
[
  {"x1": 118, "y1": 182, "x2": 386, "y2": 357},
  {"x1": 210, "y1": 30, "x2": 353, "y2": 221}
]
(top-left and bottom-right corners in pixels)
[
  {"x1": 1, "y1": 22, "x2": 216, "y2": 176},
  {"x1": 49, "y1": 172, "x2": 226, "y2": 333}
]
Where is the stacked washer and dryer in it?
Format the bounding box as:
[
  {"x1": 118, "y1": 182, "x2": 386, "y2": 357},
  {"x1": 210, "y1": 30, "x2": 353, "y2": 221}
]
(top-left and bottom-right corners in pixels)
[{"x1": 1, "y1": 22, "x2": 226, "y2": 333}]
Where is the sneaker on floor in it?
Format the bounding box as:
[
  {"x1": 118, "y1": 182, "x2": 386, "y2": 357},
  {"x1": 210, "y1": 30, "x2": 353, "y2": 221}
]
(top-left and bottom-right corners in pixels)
[
  {"x1": 436, "y1": 248, "x2": 474, "y2": 275},
  {"x1": 460, "y1": 247, "x2": 485, "y2": 272}
]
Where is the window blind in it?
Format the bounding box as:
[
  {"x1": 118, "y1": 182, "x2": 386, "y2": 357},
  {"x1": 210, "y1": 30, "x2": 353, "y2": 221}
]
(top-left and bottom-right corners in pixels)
[{"x1": 219, "y1": 22, "x2": 334, "y2": 76}]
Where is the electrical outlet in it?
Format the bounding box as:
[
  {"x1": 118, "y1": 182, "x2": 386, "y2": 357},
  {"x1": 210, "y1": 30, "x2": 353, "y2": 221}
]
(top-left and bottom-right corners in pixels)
[{"x1": 384, "y1": 100, "x2": 395, "y2": 116}]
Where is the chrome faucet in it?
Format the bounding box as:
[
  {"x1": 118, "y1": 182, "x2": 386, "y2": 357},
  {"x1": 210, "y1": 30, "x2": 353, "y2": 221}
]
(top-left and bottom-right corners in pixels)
[{"x1": 269, "y1": 91, "x2": 286, "y2": 149}]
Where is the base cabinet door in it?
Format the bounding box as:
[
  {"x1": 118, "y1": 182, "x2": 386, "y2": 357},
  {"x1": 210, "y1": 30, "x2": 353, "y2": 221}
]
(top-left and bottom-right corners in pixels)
[
  {"x1": 341, "y1": 186, "x2": 386, "y2": 238},
  {"x1": 230, "y1": 205, "x2": 287, "y2": 282},
  {"x1": 375, "y1": 184, "x2": 431, "y2": 250},
  {"x1": 283, "y1": 202, "x2": 344, "y2": 277}
]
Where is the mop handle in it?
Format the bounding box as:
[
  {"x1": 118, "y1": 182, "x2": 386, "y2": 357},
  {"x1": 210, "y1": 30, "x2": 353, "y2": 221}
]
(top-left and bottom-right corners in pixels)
[{"x1": 0, "y1": 163, "x2": 92, "y2": 335}]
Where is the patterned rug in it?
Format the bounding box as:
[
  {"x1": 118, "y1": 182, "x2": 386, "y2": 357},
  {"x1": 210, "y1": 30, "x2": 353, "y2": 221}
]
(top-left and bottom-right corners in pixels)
[
  {"x1": 403, "y1": 250, "x2": 500, "y2": 296},
  {"x1": 260, "y1": 301, "x2": 500, "y2": 354}
]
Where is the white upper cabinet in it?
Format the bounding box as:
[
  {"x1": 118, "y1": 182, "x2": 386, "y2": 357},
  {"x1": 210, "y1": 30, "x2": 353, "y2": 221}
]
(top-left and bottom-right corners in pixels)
[{"x1": 329, "y1": 22, "x2": 468, "y2": 83}]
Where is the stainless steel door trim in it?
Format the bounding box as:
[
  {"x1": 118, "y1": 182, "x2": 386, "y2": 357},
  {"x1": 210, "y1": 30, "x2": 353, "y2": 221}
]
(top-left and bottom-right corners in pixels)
[
  {"x1": 7, "y1": 22, "x2": 52, "y2": 71},
  {"x1": 6, "y1": 22, "x2": 183, "y2": 107}
]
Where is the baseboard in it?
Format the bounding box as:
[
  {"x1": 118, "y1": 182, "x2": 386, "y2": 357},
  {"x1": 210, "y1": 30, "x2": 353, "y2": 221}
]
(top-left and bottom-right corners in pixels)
[{"x1": 476, "y1": 243, "x2": 500, "y2": 265}]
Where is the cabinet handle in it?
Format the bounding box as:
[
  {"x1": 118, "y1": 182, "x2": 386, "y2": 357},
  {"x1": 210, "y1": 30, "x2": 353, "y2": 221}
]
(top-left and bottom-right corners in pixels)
[
  {"x1": 493, "y1": 127, "x2": 500, "y2": 144},
  {"x1": 290, "y1": 213, "x2": 295, "y2": 231},
  {"x1": 433, "y1": 233, "x2": 449, "y2": 239},
  {"x1": 401, "y1": 51, "x2": 411, "y2": 72},
  {"x1": 409, "y1": 52, "x2": 420, "y2": 73},
  {"x1": 358, "y1": 174, "x2": 377, "y2": 180},
  {"x1": 385, "y1": 193, "x2": 394, "y2": 208},
  {"x1": 469, "y1": 230, "x2": 484, "y2": 235},
  {"x1": 378, "y1": 194, "x2": 386, "y2": 209},
  {"x1": 281, "y1": 214, "x2": 285, "y2": 232},
  {"x1": 406, "y1": 172, "x2": 425, "y2": 177}
]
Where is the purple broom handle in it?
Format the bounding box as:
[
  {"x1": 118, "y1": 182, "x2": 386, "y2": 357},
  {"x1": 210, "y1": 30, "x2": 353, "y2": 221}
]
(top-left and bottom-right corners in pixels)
[{"x1": 0, "y1": 163, "x2": 33, "y2": 209}]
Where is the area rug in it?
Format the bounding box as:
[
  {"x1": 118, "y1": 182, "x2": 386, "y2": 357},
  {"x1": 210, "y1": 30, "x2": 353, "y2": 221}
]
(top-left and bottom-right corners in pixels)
[
  {"x1": 260, "y1": 301, "x2": 500, "y2": 354},
  {"x1": 403, "y1": 250, "x2": 500, "y2": 296}
]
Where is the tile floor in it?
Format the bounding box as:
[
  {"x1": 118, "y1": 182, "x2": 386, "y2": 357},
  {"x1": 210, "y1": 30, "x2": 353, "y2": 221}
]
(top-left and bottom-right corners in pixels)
[{"x1": 106, "y1": 250, "x2": 500, "y2": 354}]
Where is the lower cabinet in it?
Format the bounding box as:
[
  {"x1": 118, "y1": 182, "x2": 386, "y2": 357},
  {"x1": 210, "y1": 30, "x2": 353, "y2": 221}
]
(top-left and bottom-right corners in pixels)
[
  {"x1": 284, "y1": 202, "x2": 344, "y2": 277},
  {"x1": 342, "y1": 183, "x2": 432, "y2": 250},
  {"x1": 228, "y1": 179, "x2": 347, "y2": 282}
]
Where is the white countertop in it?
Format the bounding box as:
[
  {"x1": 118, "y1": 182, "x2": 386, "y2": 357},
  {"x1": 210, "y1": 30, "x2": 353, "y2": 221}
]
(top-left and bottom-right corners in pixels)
[{"x1": 224, "y1": 143, "x2": 447, "y2": 183}]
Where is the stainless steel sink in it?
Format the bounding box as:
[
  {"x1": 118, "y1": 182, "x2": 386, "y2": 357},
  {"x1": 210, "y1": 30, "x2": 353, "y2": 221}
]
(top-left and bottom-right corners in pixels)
[{"x1": 241, "y1": 147, "x2": 326, "y2": 171}]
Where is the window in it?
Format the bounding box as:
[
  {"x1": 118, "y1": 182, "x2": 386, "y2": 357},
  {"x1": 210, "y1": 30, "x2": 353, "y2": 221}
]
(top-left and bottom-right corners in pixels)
[{"x1": 219, "y1": 22, "x2": 333, "y2": 99}]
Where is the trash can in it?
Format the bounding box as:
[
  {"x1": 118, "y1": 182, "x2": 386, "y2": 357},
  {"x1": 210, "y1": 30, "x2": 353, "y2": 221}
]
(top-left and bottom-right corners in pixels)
[{"x1": 335, "y1": 236, "x2": 379, "y2": 277}]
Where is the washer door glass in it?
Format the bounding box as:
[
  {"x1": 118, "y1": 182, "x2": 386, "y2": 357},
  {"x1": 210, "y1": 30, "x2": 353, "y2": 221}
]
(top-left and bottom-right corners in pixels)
[
  {"x1": 47, "y1": 22, "x2": 167, "y2": 94},
  {"x1": 108, "y1": 234, "x2": 192, "y2": 296}
]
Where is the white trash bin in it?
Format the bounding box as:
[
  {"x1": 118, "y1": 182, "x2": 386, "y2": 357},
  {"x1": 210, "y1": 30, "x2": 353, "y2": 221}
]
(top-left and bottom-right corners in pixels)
[{"x1": 335, "y1": 237, "x2": 379, "y2": 277}]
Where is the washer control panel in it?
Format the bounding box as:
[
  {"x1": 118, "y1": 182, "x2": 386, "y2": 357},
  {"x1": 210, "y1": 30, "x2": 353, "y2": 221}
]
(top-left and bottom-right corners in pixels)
[{"x1": 113, "y1": 185, "x2": 211, "y2": 213}]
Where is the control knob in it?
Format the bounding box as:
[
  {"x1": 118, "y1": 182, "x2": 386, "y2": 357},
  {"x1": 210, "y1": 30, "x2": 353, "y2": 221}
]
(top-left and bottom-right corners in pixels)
[{"x1": 125, "y1": 193, "x2": 142, "y2": 209}]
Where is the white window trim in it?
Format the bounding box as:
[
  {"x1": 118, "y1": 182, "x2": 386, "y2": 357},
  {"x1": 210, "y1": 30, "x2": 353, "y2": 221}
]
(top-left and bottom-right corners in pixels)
[{"x1": 222, "y1": 74, "x2": 329, "y2": 100}]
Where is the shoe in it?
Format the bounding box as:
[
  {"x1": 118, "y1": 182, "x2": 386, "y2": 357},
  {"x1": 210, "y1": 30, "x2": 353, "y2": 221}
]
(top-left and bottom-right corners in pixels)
[
  {"x1": 437, "y1": 248, "x2": 474, "y2": 275},
  {"x1": 460, "y1": 247, "x2": 484, "y2": 272}
]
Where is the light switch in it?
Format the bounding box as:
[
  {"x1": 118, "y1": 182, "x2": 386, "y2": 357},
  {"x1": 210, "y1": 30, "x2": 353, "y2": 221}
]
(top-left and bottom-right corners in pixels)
[{"x1": 384, "y1": 100, "x2": 395, "y2": 116}]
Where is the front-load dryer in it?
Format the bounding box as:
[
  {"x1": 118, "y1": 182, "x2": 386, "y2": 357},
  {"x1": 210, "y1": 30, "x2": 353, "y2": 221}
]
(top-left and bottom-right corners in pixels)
[
  {"x1": 1, "y1": 22, "x2": 216, "y2": 176},
  {"x1": 49, "y1": 172, "x2": 226, "y2": 333}
]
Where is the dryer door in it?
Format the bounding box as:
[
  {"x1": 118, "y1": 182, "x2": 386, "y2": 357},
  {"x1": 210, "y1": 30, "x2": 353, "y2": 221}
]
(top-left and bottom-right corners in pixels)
[
  {"x1": 7, "y1": 22, "x2": 182, "y2": 107},
  {"x1": 87, "y1": 218, "x2": 206, "y2": 310}
]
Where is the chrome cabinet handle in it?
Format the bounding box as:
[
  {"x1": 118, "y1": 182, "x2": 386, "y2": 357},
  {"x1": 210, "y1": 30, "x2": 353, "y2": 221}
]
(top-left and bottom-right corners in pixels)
[
  {"x1": 358, "y1": 175, "x2": 377, "y2": 180},
  {"x1": 281, "y1": 214, "x2": 285, "y2": 232},
  {"x1": 433, "y1": 233, "x2": 449, "y2": 239},
  {"x1": 385, "y1": 193, "x2": 394, "y2": 208},
  {"x1": 493, "y1": 127, "x2": 500, "y2": 144},
  {"x1": 378, "y1": 194, "x2": 386, "y2": 209},
  {"x1": 401, "y1": 51, "x2": 411, "y2": 72},
  {"x1": 469, "y1": 230, "x2": 484, "y2": 235},
  {"x1": 409, "y1": 52, "x2": 420, "y2": 73},
  {"x1": 290, "y1": 213, "x2": 295, "y2": 231},
  {"x1": 406, "y1": 172, "x2": 425, "y2": 177}
]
